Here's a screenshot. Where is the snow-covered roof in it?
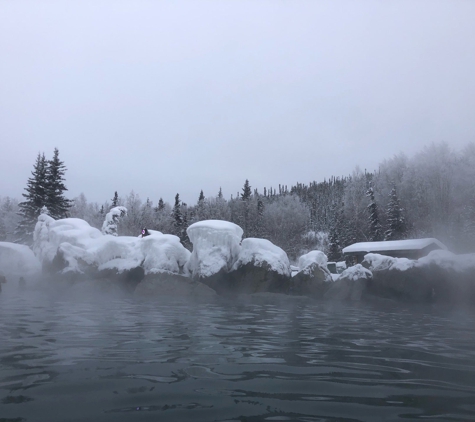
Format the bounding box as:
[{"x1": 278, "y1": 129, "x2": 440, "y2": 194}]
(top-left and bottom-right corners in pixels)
[{"x1": 342, "y1": 238, "x2": 447, "y2": 254}]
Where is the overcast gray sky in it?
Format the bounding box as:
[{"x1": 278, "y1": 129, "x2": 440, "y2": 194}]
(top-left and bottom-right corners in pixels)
[{"x1": 1, "y1": 0, "x2": 474, "y2": 205}]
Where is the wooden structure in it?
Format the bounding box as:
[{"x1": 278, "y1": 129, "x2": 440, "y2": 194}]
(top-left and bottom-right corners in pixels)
[{"x1": 342, "y1": 238, "x2": 447, "y2": 264}]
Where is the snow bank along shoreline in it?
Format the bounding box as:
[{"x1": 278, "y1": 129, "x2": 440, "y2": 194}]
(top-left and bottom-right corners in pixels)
[{"x1": 1, "y1": 211, "x2": 474, "y2": 305}]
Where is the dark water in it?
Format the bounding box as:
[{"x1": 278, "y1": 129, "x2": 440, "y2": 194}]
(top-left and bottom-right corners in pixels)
[{"x1": 1, "y1": 287, "x2": 475, "y2": 422}]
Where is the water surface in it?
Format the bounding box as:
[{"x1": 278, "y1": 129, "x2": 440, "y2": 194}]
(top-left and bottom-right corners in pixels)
[{"x1": 1, "y1": 285, "x2": 475, "y2": 421}]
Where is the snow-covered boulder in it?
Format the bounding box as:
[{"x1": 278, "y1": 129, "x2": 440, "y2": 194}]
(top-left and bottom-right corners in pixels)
[
  {"x1": 134, "y1": 272, "x2": 217, "y2": 299},
  {"x1": 298, "y1": 250, "x2": 328, "y2": 270},
  {"x1": 186, "y1": 220, "x2": 243, "y2": 279},
  {"x1": 324, "y1": 264, "x2": 372, "y2": 301},
  {"x1": 364, "y1": 250, "x2": 475, "y2": 304},
  {"x1": 233, "y1": 238, "x2": 291, "y2": 276},
  {"x1": 33, "y1": 215, "x2": 191, "y2": 289},
  {"x1": 0, "y1": 241, "x2": 41, "y2": 280},
  {"x1": 363, "y1": 253, "x2": 415, "y2": 272},
  {"x1": 213, "y1": 238, "x2": 292, "y2": 295},
  {"x1": 140, "y1": 232, "x2": 190, "y2": 275},
  {"x1": 291, "y1": 250, "x2": 332, "y2": 297}
]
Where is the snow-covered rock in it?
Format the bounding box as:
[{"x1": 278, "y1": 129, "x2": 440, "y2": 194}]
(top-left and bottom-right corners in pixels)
[
  {"x1": 233, "y1": 238, "x2": 291, "y2": 277},
  {"x1": 324, "y1": 264, "x2": 372, "y2": 301},
  {"x1": 298, "y1": 250, "x2": 328, "y2": 271},
  {"x1": 363, "y1": 253, "x2": 415, "y2": 272},
  {"x1": 186, "y1": 220, "x2": 243, "y2": 279},
  {"x1": 0, "y1": 241, "x2": 41, "y2": 279},
  {"x1": 363, "y1": 251, "x2": 475, "y2": 304},
  {"x1": 33, "y1": 215, "x2": 190, "y2": 279},
  {"x1": 290, "y1": 250, "x2": 332, "y2": 297}
]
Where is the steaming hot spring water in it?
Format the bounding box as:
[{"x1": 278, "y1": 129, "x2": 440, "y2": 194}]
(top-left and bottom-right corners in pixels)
[
  {"x1": 1, "y1": 288, "x2": 475, "y2": 422},
  {"x1": 1, "y1": 219, "x2": 475, "y2": 421}
]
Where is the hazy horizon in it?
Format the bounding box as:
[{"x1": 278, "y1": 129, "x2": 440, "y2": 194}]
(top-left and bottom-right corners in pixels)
[{"x1": 1, "y1": 1, "x2": 474, "y2": 205}]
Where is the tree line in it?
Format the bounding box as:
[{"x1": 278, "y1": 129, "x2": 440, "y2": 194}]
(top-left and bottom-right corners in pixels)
[{"x1": 2, "y1": 142, "x2": 474, "y2": 260}]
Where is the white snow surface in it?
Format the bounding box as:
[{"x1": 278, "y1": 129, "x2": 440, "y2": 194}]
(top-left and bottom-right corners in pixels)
[
  {"x1": 342, "y1": 238, "x2": 447, "y2": 254},
  {"x1": 233, "y1": 238, "x2": 291, "y2": 276},
  {"x1": 34, "y1": 215, "x2": 190, "y2": 275},
  {"x1": 186, "y1": 220, "x2": 243, "y2": 278},
  {"x1": 363, "y1": 253, "x2": 415, "y2": 272},
  {"x1": 0, "y1": 241, "x2": 41, "y2": 278},
  {"x1": 417, "y1": 249, "x2": 475, "y2": 273},
  {"x1": 364, "y1": 250, "x2": 475, "y2": 273},
  {"x1": 298, "y1": 250, "x2": 328, "y2": 271},
  {"x1": 340, "y1": 264, "x2": 372, "y2": 281}
]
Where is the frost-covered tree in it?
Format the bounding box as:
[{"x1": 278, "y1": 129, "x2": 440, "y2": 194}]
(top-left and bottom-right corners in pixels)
[
  {"x1": 45, "y1": 148, "x2": 72, "y2": 219},
  {"x1": 385, "y1": 186, "x2": 406, "y2": 240},
  {"x1": 101, "y1": 206, "x2": 127, "y2": 236},
  {"x1": 15, "y1": 153, "x2": 48, "y2": 245},
  {"x1": 366, "y1": 183, "x2": 383, "y2": 241},
  {"x1": 156, "y1": 197, "x2": 165, "y2": 211}
]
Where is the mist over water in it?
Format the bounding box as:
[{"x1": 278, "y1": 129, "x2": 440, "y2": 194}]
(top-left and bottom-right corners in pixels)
[{"x1": 1, "y1": 282, "x2": 475, "y2": 422}]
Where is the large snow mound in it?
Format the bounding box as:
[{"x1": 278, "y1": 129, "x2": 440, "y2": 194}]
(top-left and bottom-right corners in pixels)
[
  {"x1": 364, "y1": 250, "x2": 475, "y2": 273},
  {"x1": 340, "y1": 264, "x2": 372, "y2": 281},
  {"x1": 186, "y1": 220, "x2": 243, "y2": 278},
  {"x1": 34, "y1": 215, "x2": 190, "y2": 275},
  {"x1": 417, "y1": 249, "x2": 475, "y2": 273},
  {"x1": 363, "y1": 253, "x2": 415, "y2": 272},
  {"x1": 0, "y1": 241, "x2": 41, "y2": 278},
  {"x1": 298, "y1": 250, "x2": 328, "y2": 271},
  {"x1": 233, "y1": 238, "x2": 291, "y2": 277}
]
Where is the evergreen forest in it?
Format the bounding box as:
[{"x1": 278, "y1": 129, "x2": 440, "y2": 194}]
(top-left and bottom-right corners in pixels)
[{"x1": 2, "y1": 142, "x2": 475, "y2": 262}]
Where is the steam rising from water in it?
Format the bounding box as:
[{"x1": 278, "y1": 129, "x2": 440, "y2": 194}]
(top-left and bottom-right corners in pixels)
[{"x1": 1, "y1": 282, "x2": 475, "y2": 421}]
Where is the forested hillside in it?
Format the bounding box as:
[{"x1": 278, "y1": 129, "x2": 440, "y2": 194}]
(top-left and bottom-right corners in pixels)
[{"x1": 2, "y1": 142, "x2": 474, "y2": 260}]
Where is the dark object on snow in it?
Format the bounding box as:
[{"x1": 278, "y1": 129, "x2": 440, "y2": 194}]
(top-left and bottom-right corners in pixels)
[{"x1": 140, "y1": 228, "x2": 151, "y2": 238}]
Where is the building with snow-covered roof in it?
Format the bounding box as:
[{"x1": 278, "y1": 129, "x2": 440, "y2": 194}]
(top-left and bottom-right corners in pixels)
[{"x1": 342, "y1": 238, "x2": 447, "y2": 264}]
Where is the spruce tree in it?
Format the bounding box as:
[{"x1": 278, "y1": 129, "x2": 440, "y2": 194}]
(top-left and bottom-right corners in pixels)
[
  {"x1": 173, "y1": 193, "x2": 184, "y2": 238},
  {"x1": 366, "y1": 184, "x2": 383, "y2": 241},
  {"x1": 327, "y1": 202, "x2": 343, "y2": 261},
  {"x1": 45, "y1": 148, "x2": 72, "y2": 219},
  {"x1": 240, "y1": 179, "x2": 252, "y2": 236},
  {"x1": 111, "y1": 191, "x2": 119, "y2": 208},
  {"x1": 385, "y1": 186, "x2": 406, "y2": 240},
  {"x1": 241, "y1": 179, "x2": 252, "y2": 201},
  {"x1": 16, "y1": 153, "x2": 48, "y2": 245}
]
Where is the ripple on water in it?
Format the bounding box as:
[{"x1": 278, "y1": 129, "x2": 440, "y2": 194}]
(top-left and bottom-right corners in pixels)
[{"x1": 0, "y1": 289, "x2": 475, "y2": 421}]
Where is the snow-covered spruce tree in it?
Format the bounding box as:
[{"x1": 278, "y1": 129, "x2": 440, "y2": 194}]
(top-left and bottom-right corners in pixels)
[
  {"x1": 366, "y1": 183, "x2": 383, "y2": 241},
  {"x1": 327, "y1": 202, "x2": 343, "y2": 261},
  {"x1": 172, "y1": 193, "x2": 187, "y2": 244},
  {"x1": 45, "y1": 148, "x2": 72, "y2": 219},
  {"x1": 15, "y1": 153, "x2": 48, "y2": 245},
  {"x1": 111, "y1": 191, "x2": 119, "y2": 208},
  {"x1": 385, "y1": 185, "x2": 406, "y2": 241},
  {"x1": 239, "y1": 179, "x2": 252, "y2": 237},
  {"x1": 156, "y1": 197, "x2": 165, "y2": 211},
  {"x1": 101, "y1": 206, "x2": 127, "y2": 236}
]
